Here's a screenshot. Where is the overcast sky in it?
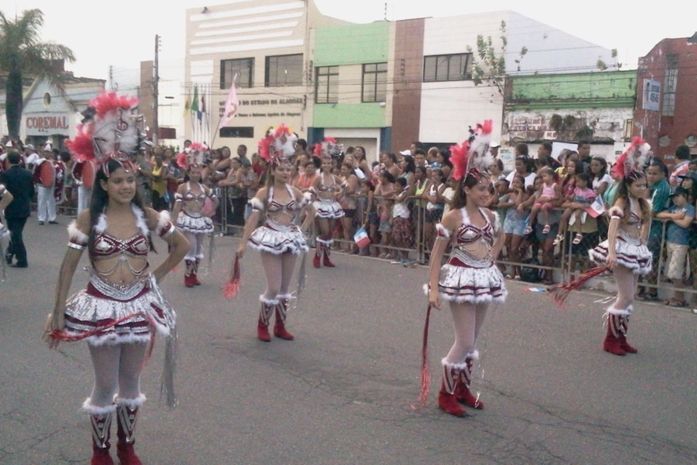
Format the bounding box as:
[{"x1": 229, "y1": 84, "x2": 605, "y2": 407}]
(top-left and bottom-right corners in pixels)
[{"x1": 4, "y1": 0, "x2": 695, "y2": 85}]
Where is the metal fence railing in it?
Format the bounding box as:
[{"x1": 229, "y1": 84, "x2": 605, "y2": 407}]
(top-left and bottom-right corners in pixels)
[{"x1": 51, "y1": 185, "x2": 697, "y2": 299}]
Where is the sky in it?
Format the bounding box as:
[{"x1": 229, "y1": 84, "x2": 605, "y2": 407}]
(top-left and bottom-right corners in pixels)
[{"x1": 3, "y1": 0, "x2": 696, "y2": 86}]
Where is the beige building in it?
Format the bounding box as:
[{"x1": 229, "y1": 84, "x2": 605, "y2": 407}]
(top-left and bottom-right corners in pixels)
[{"x1": 184, "y1": 0, "x2": 345, "y2": 149}]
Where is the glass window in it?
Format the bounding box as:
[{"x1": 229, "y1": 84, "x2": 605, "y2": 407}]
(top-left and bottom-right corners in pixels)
[
  {"x1": 265, "y1": 54, "x2": 303, "y2": 87},
  {"x1": 315, "y1": 66, "x2": 339, "y2": 104},
  {"x1": 362, "y1": 63, "x2": 387, "y2": 103},
  {"x1": 220, "y1": 58, "x2": 254, "y2": 89},
  {"x1": 423, "y1": 53, "x2": 472, "y2": 82}
]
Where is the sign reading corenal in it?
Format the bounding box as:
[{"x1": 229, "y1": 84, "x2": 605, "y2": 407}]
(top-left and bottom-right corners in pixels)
[{"x1": 24, "y1": 113, "x2": 71, "y2": 136}]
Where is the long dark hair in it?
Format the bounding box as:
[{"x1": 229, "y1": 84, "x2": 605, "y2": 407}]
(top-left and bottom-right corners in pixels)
[
  {"x1": 451, "y1": 174, "x2": 485, "y2": 209},
  {"x1": 591, "y1": 156, "x2": 607, "y2": 179},
  {"x1": 88, "y1": 159, "x2": 151, "y2": 259},
  {"x1": 613, "y1": 174, "x2": 651, "y2": 222}
]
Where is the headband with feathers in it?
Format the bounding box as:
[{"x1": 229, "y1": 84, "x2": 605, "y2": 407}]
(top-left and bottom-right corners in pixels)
[
  {"x1": 313, "y1": 137, "x2": 341, "y2": 158},
  {"x1": 66, "y1": 92, "x2": 144, "y2": 176},
  {"x1": 176, "y1": 142, "x2": 209, "y2": 170},
  {"x1": 258, "y1": 124, "x2": 297, "y2": 165},
  {"x1": 450, "y1": 120, "x2": 495, "y2": 181},
  {"x1": 612, "y1": 136, "x2": 650, "y2": 180}
]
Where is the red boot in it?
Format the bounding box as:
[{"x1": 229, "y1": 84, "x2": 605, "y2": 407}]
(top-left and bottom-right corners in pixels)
[
  {"x1": 86, "y1": 404, "x2": 115, "y2": 465},
  {"x1": 257, "y1": 297, "x2": 276, "y2": 342},
  {"x1": 184, "y1": 260, "x2": 195, "y2": 288},
  {"x1": 438, "y1": 360, "x2": 468, "y2": 417},
  {"x1": 603, "y1": 310, "x2": 626, "y2": 356},
  {"x1": 274, "y1": 295, "x2": 295, "y2": 340},
  {"x1": 313, "y1": 247, "x2": 322, "y2": 268},
  {"x1": 192, "y1": 259, "x2": 202, "y2": 286},
  {"x1": 116, "y1": 399, "x2": 144, "y2": 465},
  {"x1": 618, "y1": 309, "x2": 638, "y2": 353},
  {"x1": 455, "y1": 351, "x2": 484, "y2": 409},
  {"x1": 323, "y1": 248, "x2": 335, "y2": 267}
]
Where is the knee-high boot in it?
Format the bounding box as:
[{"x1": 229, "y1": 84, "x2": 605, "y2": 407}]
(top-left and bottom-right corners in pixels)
[
  {"x1": 313, "y1": 240, "x2": 324, "y2": 268},
  {"x1": 618, "y1": 305, "x2": 637, "y2": 353},
  {"x1": 603, "y1": 306, "x2": 631, "y2": 356},
  {"x1": 83, "y1": 400, "x2": 115, "y2": 465},
  {"x1": 184, "y1": 259, "x2": 196, "y2": 288},
  {"x1": 193, "y1": 258, "x2": 202, "y2": 286},
  {"x1": 455, "y1": 350, "x2": 484, "y2": 409},
  {"x1": 274, "y1": 293, "x2": 295, "y2": 340},
  {"x1": 438, "y1": 359, "x2": 468, "y2": 417},
  {"x1": 257, "y1": 295, "x2": 277, "y2": 342},
  {"x1": 116, "y1": 395, "x2": 146, "y2": 465},
  {"x1": 322, "y1": 237, "x2": 335, "y2": 267}
]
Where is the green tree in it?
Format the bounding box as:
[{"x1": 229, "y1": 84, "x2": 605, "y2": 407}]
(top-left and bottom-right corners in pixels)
[
  {"x1": 467, "y1": 21, "x2": 526, "y2": 96},
  {"x1": 0, "y1": 9, "x2": 75, "y2": 139}
]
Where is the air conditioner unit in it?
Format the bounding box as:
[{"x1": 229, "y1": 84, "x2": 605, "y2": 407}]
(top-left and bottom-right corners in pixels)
[{"x1": 543, "y1": 131, "x2": 557, "y2": 140}]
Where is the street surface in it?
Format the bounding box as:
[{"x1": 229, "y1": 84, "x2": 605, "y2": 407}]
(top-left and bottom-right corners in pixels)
[{"x1": 1, "y1": 215, "x2": 696, "y2": 465}]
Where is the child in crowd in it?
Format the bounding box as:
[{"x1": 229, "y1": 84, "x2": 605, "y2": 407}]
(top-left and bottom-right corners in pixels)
[
  {"x1": 656, "y1": 187, "x2": 695, "y2": 307},
  {"x1": 375, "y1": 170, "x2": 396, "y2": 258},
  {"x1": 391, "y1": 177, "x2": 413, "y2": 264},
  {"x1": 503, "y1": 175, "x2": 530, "y2": 279},
  {"x1": 525, "y1": 167, "x2": 560, "y2": 235},
  {"x1": 555, "y1": 172, "x2": 597, "y2": 245}
]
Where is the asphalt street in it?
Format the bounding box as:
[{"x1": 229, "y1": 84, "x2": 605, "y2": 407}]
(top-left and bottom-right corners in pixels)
[{"x1": 1, "y1": 214, "x2": 696, "y2": 465}]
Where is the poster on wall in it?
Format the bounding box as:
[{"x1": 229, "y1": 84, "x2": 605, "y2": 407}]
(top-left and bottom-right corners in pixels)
[{"x1": 642, "y1": 79, "x2": 660, "y2": 111}]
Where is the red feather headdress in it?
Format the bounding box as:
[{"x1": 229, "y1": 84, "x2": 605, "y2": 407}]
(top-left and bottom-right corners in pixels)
[
  {"x1": 313, "y1": 137, "x2": 340, "y2": 158},
  {"x1": 177, "y1": 142, "x2": 209, "y2": 170},
  {"x1": 258, "y1": 124, "x2": 297, "y2": 165},
  {"x1": 450, "y1": 119, "x2": 495, "y2": 181},
  {"x1": 65, "y1": 92, "x2": 144, "y2": 176},
  {"x1": 612, "y1": 136, "x2": 650, "y2": 180}
]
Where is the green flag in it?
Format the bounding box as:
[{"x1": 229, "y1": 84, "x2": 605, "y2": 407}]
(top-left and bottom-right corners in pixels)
[{"x1": 190, "y1": 85, "x2": 199, "y2": 113}]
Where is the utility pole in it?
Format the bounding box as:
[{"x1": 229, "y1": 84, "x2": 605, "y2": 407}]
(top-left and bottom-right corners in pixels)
[{"x1": 153, "y1": 34, "x2": 161, "y2": 145}]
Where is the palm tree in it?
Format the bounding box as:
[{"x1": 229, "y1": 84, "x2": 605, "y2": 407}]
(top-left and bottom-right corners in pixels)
[{"x1": 0, "y1": 9, "x2": 75, "y2": 139}]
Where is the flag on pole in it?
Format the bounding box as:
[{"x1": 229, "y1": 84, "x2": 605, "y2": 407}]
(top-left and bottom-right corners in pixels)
[
  {"x1": 190, "y1": 85, "x2": 199, "y2": 113},
  {"x1": 198, "y1": 91, "x2": 204, "y2": 122},
  {"x1": 184, "y1": 96, "x2": 190, "y2": 115},
  {"x1": 221, "y1": 73, "x2": 239, "y2": 126}
]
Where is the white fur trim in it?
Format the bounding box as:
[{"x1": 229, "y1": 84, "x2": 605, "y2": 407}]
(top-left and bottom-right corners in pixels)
[
  {"x1": 605, "y1": 305, "x2": 631, "y2": 317},
  {"x1": 435, "y1": 223, "x2": 451, "y2": 238},
  {"x1": 259, "y1": 294, "x2": 279, "y2": 305},
  {"x1": 67, "y1": 221, "x2": 89, "y2": 244},
  {"x1": 441, "y1": 358, "x2": 468, "y2": 370},
  {"x1": 303, "y1": 191, "x2": 313, "y2": 202},
  {"x1": 85, "y1": 333, "x2": 152, "y2": 347},
  {"x1": 115, "y1": 394, "x2": 147, "y2": 408},
  {"x1": 249, "y1": 197, "x2": 264, "y2": 211},
  {"x1": 277, "y1": 293, "x2": 294, "y2": 300},
  {"x1": 155, "y1": 210, "x2": 171, "y2": 235},
  {"x1": 94, "y1": 214, "x2": 108, "y2": 233},
  {"x1": 132, "y1": 205, "x2": 149, "y2": 237},
  {"x1": 82, "y1": 398, "x2": 117, "y2": 415},
  {"x1": 467, "y1": 350, "x2": 480, "y2": 361},
  {"x1": 315, "y1": 237, "x2": 333, "y2": 246}
]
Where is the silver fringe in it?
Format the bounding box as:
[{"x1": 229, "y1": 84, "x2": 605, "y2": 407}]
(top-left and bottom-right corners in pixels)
[
  {"x1": 160, "y1": 322, "x2": 178, "y2": 409},
  {"x1": 297, "y1": 252, "x2": 307, "y2": 297},
  {"x1": 148, "y1": 274, "x2": 178, "y2": 409}
]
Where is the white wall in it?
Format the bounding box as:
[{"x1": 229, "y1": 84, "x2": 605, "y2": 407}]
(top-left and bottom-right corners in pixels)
[
  {"x1": 506, "y1": 12, "x2": 617, "y2": 75},
  {"x1": 421, "y1": 13, "x2": 507, "y2": 144}
]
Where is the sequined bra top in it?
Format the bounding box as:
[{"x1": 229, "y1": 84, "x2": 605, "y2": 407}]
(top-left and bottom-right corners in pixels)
[
  {"x1": 267, "y1": 185, "x2": 299, "y2": 214},
  {"x1": 93, "y1": 232, "x2": 150, "y2": 258},
  {"x1": 436, "y1": 208, "x2": 497, "y2": 268},
  {"x1": 181, "y1": 182, "x2": 208, "y2": 202},
  {"x1": 453, "y1": 208, "x2": 495, "y2": 247}
]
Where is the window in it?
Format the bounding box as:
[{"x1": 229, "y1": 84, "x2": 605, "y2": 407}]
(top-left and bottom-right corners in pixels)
[
  {"x1": 315, "y1": 66, "x2": 339, "y2": 104},
  {"x1": 362, "y1": 63, "x2": 387, "y2": 103},
  {"x1": 662, "y1": 66, "x2": 678, "y2": 117},
  {"x1": 219, "y1": 127, "x2": 254, "y2": 138},
  {"x1": 220, "y1": 58, "x2": 254, "y2": 89},
  {"x1": 265, "y1": 54, "x2": 303, "y2": 87},
  {"x1": 423, "y1": 53, "x2": 472, "y2": 82}
]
